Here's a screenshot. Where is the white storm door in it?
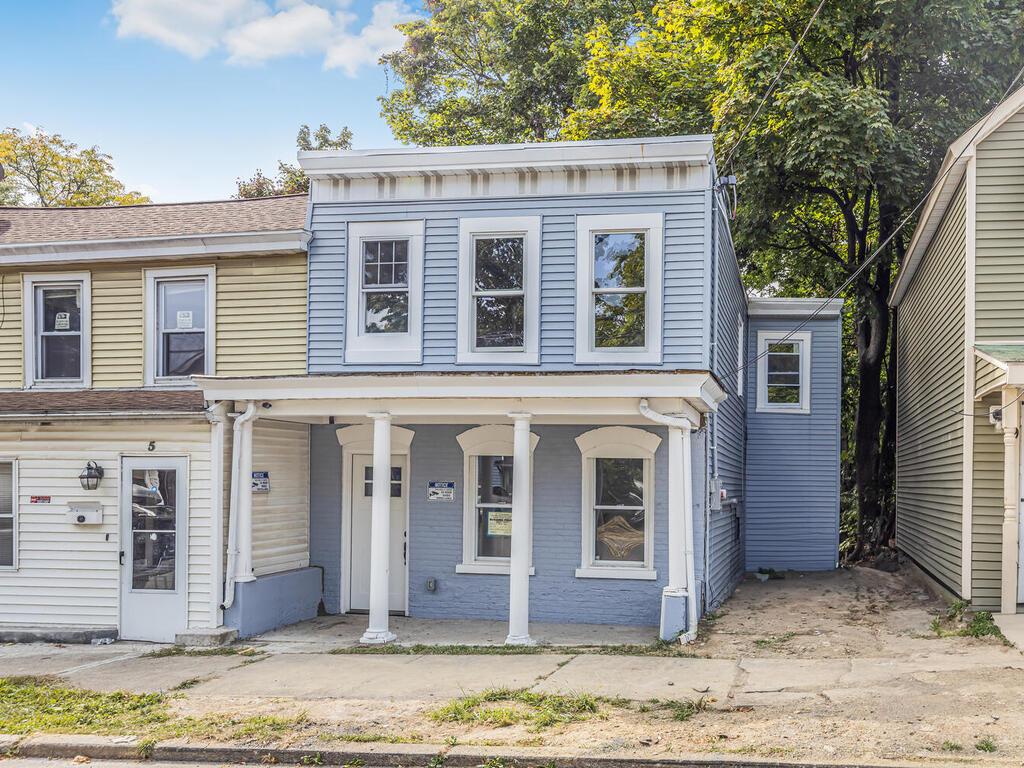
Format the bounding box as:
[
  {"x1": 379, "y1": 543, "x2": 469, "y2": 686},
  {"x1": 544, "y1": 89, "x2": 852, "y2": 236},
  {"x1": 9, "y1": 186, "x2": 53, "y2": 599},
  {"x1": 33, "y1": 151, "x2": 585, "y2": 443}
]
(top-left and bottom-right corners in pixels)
[
  {"x1": 349, "y1": 454, "x2": 408, "y2": 613},
  {"x1": 120, "y1": 456, "x2": 188, "y2": 642}
]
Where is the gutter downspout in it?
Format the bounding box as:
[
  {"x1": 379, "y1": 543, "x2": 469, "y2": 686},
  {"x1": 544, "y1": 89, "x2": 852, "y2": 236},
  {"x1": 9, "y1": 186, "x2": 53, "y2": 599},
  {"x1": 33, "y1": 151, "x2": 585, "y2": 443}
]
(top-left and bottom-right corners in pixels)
[
  {"x1": 639, "y1": 399, "x2": 699, "y2": 643},
  {"x1": 206, "y1": 401, "x2": 230, "y2": 626},
  {"x1": 221, "y1": 401, "x2": 257, "y2": 611}
]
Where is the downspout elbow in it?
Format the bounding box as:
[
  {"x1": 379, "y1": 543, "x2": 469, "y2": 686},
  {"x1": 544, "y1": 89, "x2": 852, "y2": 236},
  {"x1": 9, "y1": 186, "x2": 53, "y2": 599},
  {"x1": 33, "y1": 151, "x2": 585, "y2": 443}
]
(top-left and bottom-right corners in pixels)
[{"x1": 638, "y1": 398, "x2": 694, "y2": 430}]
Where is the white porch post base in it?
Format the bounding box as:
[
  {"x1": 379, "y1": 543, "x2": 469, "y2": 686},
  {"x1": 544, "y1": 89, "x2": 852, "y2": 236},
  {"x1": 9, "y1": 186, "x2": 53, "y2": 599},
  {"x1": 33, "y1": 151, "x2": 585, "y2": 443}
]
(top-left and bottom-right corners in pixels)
[
  {"x1": 659, "y1": 587, "x2": 688, "y2": 642},
  {"x1": 506, "y1": 412, "x2": 533, "y2": 646},
  {"x1": 361, "y1": 412, "x2": 396, "y2": 645}
]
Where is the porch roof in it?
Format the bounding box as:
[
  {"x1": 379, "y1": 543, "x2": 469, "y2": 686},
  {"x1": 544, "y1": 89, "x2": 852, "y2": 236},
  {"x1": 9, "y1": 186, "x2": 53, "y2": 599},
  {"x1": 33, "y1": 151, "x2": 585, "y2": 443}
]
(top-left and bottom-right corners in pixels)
[
  {"x1": 0, "y1": 388, "x2": 206, "y2": 419},
  {"x1": 194, "y1": 370, "x2": 726, "y2": 424}
]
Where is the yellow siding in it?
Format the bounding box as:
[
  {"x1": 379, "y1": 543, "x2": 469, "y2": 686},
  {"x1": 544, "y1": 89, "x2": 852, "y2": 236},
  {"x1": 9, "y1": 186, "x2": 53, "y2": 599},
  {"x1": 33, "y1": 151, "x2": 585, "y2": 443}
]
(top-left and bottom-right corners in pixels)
[
  {"x1": 0, "y1": 273, "x2": 23, "y2": 388},
  {"x1": 0, "y1": 252, "x2": 308, "y2": 389},
  {"x1": 217, "y1": 254, "x2": 308, "y2": 376}
]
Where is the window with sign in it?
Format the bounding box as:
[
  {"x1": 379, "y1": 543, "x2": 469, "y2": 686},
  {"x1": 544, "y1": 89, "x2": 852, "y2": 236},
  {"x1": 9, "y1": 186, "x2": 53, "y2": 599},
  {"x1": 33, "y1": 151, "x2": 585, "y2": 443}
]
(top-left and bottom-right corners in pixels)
[
  {"x1": 145, "y1": 268, "x2": 213, "y2": 384},
  {"x1": 24, "y1": 274, "x2": 91, "y2": 387},
  {"x1": 756, "y1": 331, "x2": 811, "y2": 414}
]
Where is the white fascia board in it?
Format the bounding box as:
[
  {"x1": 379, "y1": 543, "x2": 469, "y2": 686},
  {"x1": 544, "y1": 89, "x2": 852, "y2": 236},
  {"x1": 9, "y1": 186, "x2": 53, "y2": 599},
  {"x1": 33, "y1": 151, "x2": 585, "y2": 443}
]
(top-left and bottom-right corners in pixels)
[
  {"x1": 0, "y1": 229, "x2": 311, "y2": 266},
  {"x1": 0, "y1": 411, "x2": 205, "y2": 421},
  {"x1": 196, "y1": 371, "x2": 726, "y2": 411},
  {"x1": 298, "y1": 136, "x2": 714, "y2": 178},
  {"x1": 747, "y1": 297, "x2": 845, "y2": 318}
]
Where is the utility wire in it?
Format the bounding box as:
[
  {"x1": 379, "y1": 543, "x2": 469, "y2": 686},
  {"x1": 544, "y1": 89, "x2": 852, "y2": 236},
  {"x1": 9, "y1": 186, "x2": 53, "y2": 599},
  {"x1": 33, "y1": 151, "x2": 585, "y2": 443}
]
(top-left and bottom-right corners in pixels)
[
  {"x1": 719, "y1": 0, "x2": 828, "y2": 174},
  {"x1": 720, "y1": 60, "x2": 1024, "y2": 384}
]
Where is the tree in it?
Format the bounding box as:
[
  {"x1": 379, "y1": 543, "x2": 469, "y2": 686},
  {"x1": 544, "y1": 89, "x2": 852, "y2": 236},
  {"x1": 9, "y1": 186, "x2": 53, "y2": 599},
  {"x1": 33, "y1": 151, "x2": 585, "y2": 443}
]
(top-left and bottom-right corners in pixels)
[
  {"x1": 563, "y1": 0, "x2": 1024, "y2": 556},
  {"x1": 0, "y1": 127, "x2": 150, "y2": 207},
  {"x1": 379, "y1": 0, "x2": 652, "y2": 146},
  {"x1": 236, "y1": 124, "x2": 353, "y2": 198}
]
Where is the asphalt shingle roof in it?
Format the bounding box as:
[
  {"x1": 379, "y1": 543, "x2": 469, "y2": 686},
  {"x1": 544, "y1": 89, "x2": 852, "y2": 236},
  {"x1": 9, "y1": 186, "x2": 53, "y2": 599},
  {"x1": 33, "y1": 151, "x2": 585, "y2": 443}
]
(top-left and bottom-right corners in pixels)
[
  {"x1": 0, "y1": 195, "x2": 308, "y2": 245},
  {"x1": 0, "y1": 389, "x2": 206, "y2": 415}
]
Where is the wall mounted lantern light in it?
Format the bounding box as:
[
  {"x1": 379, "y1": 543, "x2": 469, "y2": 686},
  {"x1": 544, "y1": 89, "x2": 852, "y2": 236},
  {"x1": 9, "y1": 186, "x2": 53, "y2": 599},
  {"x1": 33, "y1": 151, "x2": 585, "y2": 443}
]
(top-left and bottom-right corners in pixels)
[{"x1": 79, "y1": 461, "x2": 105, "y2": 491}]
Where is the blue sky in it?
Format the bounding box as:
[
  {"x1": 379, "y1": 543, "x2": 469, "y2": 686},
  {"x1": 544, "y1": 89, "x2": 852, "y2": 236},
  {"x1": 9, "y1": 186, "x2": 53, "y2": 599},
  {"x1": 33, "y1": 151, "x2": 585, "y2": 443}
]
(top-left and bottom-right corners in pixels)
[{"x1": 3, "y1": 1, "x2": 419, "y2": 202}]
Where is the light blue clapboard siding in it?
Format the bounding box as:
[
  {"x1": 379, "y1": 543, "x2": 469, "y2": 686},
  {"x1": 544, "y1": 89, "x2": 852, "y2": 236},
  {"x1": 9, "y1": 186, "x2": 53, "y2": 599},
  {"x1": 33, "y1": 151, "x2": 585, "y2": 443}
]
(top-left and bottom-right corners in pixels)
[
  {"x1": 706, "y1": 206, "x2": 747, "y2": 607},
  {"x1": 307, "y1": 193, "x2": 707, "y2": 372},
  {"x1": 744, "y1": 314, "x2": 841, "y2": 571},
  {"x1": 307, "y1": 423, "x2": 706, "y2": 627}
]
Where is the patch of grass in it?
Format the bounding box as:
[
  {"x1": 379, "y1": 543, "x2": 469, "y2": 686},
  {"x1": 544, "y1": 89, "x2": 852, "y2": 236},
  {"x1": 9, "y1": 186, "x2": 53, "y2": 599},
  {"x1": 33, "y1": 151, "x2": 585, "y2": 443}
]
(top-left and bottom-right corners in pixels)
[
  {"x1": 430, "y1": 688, "x2": 599, "y2": 730},
  {"x1": 753, "y1": 632, "x2": 795, "y2": 649},
  {"x1": 170, "y1": 677, "x2": 205, "y2": 691},
  {"x1": 330, "y1": 641, "x2": 692, "y2": 657},
  {"x1": 975, "y1": 738, "x2": 997, "y2": 753},
  {"x1": 930, "y1": 604, "x2": 1008, "y2": 644},
  {"x1": 143, "y1": 645, "x2": 262, "y2": 658},
  {"x1": 0, "y1": 676, "x2": 169, "y2": 735},
  {"x1": 299, "y1": 753, "x2": 325, "y2": 766},
  {"x1": 941, "y1": 740, "x2": 963, "y2": 752},
  {"x1": 321, "y1": 731, "x2": 424, "y2": 745},
  {"x1": 658, "y1": 697, "x2": 709, "y2": 721}
]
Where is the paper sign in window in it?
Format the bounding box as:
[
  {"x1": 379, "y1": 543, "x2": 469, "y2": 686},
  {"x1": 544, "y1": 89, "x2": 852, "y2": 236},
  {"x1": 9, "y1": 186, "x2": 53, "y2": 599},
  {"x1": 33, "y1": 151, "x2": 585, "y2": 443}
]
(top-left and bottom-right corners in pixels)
[
  {"x1": 176, "y1": 310, "x2": 193, "y2": 330},
  {"x1": 54, "y1": 312, "x2": 70, "y2": 331},
  {"x1": 486, "y1": 509, "x2": 512, "y2": 537}
]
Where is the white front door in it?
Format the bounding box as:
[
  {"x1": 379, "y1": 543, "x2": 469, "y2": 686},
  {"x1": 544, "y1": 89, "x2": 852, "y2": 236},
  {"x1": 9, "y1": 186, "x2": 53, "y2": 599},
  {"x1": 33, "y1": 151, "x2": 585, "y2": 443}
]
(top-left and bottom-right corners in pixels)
[
  {"x1": 120, "y1": 457, "x2": 188, "y2": 642},
  {"x1": 350, "y1": 454, "x2": 407, "y2": 613}
]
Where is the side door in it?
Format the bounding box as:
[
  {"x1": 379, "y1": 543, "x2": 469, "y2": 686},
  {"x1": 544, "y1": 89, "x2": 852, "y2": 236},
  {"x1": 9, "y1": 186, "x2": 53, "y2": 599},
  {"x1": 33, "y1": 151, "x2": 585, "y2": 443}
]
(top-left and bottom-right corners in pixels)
[{"x1": 120, "y1": 456, "x2": 188, "y2": 642}]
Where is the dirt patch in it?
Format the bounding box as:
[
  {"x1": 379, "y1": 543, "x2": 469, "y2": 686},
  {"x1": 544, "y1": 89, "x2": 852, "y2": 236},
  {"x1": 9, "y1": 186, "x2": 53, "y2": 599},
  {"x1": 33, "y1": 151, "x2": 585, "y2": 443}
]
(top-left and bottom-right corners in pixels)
[{"x1": 693, "y1": 566, "x2": 991, "y2": 659}]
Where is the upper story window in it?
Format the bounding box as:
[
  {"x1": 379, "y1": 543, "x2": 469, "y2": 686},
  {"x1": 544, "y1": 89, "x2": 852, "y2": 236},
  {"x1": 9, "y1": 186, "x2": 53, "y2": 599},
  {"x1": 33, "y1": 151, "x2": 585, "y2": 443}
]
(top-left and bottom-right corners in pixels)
[
  {"x1": 575, "y1": 213, "x2": 663, "y2": 364},
  {"x1": 457, "y1": 217, "x2": 540, "y2": 364},
  {"x1": 346, "y1": 221, "x2": 424, "y2": 364},
  {"x1": 756, "y1": 330, "x2": 811, "y2": 414},
  {"x1": 145, "y1": 267, "x2": 214, "y2": 385},
  {"x1": 575, "y1": 426, "x2": 660, "y2": 580},
  {"x1": 455, "y1": 424, "x2": 539, "y2": 575},
  {"x1": 23, "y1": 273, "x2": 91, "y2": 388}
]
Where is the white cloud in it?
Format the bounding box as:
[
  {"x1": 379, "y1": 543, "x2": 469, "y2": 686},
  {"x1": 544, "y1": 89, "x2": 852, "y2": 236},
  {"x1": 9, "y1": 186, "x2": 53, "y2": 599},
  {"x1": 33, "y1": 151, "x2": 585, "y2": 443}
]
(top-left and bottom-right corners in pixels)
[{"x1": 111, "y1": 0, "x2": 417, "y2": 76}]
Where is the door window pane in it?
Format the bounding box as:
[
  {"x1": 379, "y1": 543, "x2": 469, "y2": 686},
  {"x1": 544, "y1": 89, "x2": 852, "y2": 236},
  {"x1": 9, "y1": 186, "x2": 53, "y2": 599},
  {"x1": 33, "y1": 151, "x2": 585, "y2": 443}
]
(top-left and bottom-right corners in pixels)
[
  {"x1": 36, "y1": 285, "x2": 82, "y2": 380},
  {"x1": 476, "y1": 455, "x2": 513, "y2": 559},
  {"x1": 593, "y1": 458, "x2": 645, "y2": 564},
  {"x1": 0, "y1": 463, "x2": 12, "y2": 568},
  {"x1": 157, "y1": 280, "x2": 206, "y2": 377},
  {"x1": 363, "y1": 465, "x2": 402, "y2": 497},
  {"x1": 130, "y1": 469, "x2": 177, "y2": 590},
  {"x1": 472, "y1": 236, "x2": 525, "y2": 351}
]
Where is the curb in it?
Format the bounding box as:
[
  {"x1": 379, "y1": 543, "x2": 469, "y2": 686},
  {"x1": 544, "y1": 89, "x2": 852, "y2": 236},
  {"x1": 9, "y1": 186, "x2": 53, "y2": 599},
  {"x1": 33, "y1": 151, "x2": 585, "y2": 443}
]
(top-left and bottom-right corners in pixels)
[{"x1": 1, "y1": 734, "x2": 957, "y2": 768}]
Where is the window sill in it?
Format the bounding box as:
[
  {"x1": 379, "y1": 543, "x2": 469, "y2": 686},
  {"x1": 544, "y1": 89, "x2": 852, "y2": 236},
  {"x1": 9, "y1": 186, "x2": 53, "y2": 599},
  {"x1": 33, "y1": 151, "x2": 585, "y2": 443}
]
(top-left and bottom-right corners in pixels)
[
  {"x1": 345, "y1": 346, "x2": 422, "y2": 364},
  {"x1": 574, "y1": 348, "x2": 662, "y2": 365},
  {"x1": 456, "y1": 350, "x2": 539, "y2": 365},
  {"x1": 755, "y1": 405, "x2": 811, "y2": 416},
  {"x1": 575, "y1": 566, "x2": 657, "y2": 581},
  {"x1": 455, "y1": 563, "x2": 535, "y2": 576},
  {"x1": 28, "y1": 380, "x2": 87, "y2": 389}
]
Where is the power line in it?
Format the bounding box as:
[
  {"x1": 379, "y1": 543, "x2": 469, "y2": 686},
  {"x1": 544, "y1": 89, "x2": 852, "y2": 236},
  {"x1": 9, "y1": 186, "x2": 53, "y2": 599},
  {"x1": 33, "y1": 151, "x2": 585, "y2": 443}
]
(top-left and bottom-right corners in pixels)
[
  {"x1": 720, "y1": 60, "x2": 1024, "y2": 384},
  {"x1": 719, "y1": 0, "x2": 828, "y2": 174}
]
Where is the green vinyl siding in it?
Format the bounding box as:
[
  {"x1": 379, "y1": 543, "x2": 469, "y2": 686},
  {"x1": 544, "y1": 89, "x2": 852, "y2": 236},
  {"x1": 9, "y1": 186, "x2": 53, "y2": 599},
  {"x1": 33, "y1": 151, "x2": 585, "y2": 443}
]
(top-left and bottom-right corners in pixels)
[
  {"x1": 975, "y1": 356, "x2": 1005, "y2": 397},
  {"x1": 976, "y1": 109, "x2": 1024, "y2": 341},
  {"x1": 896, "y1": 180, "x2": 967, "y2": 594},
  {"x1": 971, "y1": 393, "x2": 1004, "y2": 610}
]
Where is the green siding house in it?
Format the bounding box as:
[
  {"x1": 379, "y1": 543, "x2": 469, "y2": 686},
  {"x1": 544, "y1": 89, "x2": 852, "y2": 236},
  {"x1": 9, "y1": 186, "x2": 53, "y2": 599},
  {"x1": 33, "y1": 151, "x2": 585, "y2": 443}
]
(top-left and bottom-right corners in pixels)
[{"x1": 892, "y1": 85, "x2": 1024, "y2": 614}]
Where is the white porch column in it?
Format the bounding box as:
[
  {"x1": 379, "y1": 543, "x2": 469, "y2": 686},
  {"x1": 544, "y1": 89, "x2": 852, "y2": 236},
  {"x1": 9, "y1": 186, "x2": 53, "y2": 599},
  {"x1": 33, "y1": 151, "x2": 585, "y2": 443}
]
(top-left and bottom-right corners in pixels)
[
  {"x1": 235, "y1": 408, "x2": 257, "y2": 583},
  {"x1": 662, "y1": 419, "x2": 697, "y2": 641},
  {"x1": 1001, "y1": 387, "x2": 1021, "y2": 614},
  {"x1": 506, "y1": 412, "x2": 534, "y2": 645},
  {"x1": 361, "y1": 412, "x2": 397, "y2": 644}
]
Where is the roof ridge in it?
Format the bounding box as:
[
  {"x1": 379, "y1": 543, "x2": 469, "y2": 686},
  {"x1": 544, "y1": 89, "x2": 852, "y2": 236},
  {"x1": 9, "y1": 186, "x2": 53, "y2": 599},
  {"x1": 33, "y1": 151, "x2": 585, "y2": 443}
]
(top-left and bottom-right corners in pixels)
[{"x1": 0, "y1": 193, "x2": 307, "y2": 213}]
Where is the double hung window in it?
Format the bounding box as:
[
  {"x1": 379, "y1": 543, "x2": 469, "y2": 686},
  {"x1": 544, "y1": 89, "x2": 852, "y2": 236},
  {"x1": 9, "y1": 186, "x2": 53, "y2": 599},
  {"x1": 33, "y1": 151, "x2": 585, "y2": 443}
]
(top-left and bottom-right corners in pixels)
[{"x1": 24, "y1": 273, "x2": 90, "y2": 387}]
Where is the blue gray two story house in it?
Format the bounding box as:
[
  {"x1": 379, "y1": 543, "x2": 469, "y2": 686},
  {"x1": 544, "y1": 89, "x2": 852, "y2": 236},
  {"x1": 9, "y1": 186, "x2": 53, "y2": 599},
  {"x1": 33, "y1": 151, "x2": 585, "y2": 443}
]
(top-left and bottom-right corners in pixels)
[{"x1": 197, "y1": 136, "x2": 843, "y2": 644}]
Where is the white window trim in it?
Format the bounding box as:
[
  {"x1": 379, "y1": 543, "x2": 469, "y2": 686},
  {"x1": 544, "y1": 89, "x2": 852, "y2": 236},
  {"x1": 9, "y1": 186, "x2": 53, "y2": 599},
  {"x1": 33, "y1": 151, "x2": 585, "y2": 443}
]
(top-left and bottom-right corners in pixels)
[
  {"x1": 756, "y1": 330, "x2": 812, "y2": 414},
  {"x1": 575, "y1": 426, "x2": 659, "y2": 580},
  {"x1": 144, "y1": 266, "x2": 216, "y2": 387},
  {"x1": 455, "y1": 424, "x2": 538, "y2": 575},
  {"x1": 23, "y1": 272, "x2": 92, "y2": 388},
  {"x1": 345, "y1": 220, "x2": 424, "y2": 364},
  {"x1": 575, "y1": 213, "x2": 663, "y2": 364},
  {"x1": 457, "y1": 216, "x2": 541, "y2": 365},
  {"x1": 0, "y1": 458, "x2": 17, "y2": 571},
  {"x1": 736, "y1": 313, "x2": 746, "y2": 396}
]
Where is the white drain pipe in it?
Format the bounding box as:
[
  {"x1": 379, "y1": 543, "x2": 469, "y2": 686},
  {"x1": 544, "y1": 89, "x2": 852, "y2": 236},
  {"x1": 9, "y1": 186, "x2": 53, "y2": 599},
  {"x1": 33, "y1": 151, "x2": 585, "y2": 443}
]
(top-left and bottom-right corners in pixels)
[
  {"x1": 221, "y1": 401, "x2": 257, "y2": 610},
  {"x1": 639, "y1": 399, "x2": 699, "y2": 643},
  {"x1": 206, "y1": 401, "x2": 230, "y2": 625}
]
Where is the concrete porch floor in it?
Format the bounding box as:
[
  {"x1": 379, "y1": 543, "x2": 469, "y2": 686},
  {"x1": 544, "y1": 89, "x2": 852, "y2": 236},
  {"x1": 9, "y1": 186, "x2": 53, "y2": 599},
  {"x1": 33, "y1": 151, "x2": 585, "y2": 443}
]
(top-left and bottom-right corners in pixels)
[
  {"x1": 250, "y1": 613, "x2": 659, "y2": 652},
  {"x1": 996, "y1": 612, "x2": 1024, "y2": 649}
]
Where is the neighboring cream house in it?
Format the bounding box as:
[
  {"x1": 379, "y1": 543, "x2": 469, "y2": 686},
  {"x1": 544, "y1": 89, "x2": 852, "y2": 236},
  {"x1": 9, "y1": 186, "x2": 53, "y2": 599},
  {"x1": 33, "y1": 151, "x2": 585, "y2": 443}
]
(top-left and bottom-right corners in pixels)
[
  {"x1": 0, "y1": 196, "x2": 312, "y2": 643},
  {"x1": 892, "y1": 84, "x2": 1024, "y2": 615}
]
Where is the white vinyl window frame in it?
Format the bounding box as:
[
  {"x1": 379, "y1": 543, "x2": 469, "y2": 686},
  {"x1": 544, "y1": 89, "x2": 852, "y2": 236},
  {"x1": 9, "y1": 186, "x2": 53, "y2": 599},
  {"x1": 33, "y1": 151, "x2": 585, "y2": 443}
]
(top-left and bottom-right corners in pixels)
[
  {"x1": 457, "y1": 216, "x2": 541, "y2": 364},
  {"x1": 144, "y1": 266, "x2": 216, "y2": 386},
  {"x1": 454, "y1": 425, "x2": 538, "y2": 575},
  {"x1": 0, "y1": 458, "x2": 17, "y2": 571},
  {"x1": 23, "y1": 272, "x2": 92, "y2": 388},
  {"x1": 345, "y1": 220, "x2": 424, "y2": 364},
  {"x1": 575, "y1": 213, "x2": 663, "y2": 364},
  {"x1": 756, "y1": 330, "x2": 812, "y2": 414},
  {"x1": 575, "y1": 426, "x2": 659, "y2": 580}
]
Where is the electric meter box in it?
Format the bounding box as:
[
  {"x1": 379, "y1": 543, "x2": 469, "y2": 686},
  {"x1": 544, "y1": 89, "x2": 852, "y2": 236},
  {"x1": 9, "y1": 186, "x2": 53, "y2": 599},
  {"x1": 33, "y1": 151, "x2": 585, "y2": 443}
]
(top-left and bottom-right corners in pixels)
[{"x1": 66, "y1": 501, "x2": 103, "y2": 525}]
